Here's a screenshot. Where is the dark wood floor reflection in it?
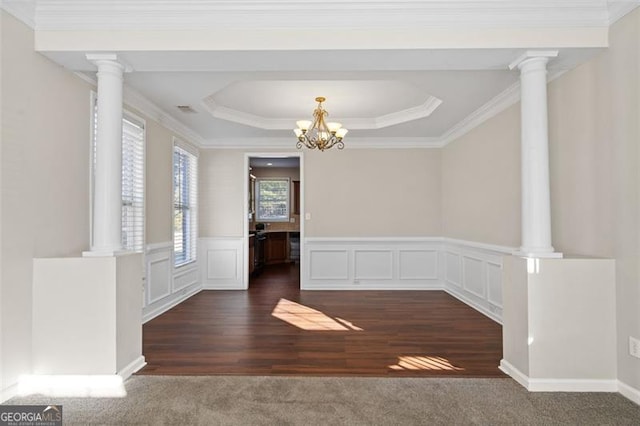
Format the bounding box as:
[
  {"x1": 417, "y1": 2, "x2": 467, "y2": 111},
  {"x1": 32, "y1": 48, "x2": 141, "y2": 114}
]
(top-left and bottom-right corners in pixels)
[{"x1": 140, "y1": 263, "x2": 505, "y2": 377}]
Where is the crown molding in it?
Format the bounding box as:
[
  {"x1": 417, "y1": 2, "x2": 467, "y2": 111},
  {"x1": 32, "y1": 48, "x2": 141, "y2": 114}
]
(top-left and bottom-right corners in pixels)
[
  {"x1": 439, "y1": 68, "x2": 566, "y2": 146},
  {"x1": 439, "y1": 82, "x2": 521, "y2": 146},
  {"x1": 27, "y1": 1, "x2": 612, "y2": 31},
  {"x1": 201, "y1": 137, "x2": 443, "y2": 150},
  {"x1": 72, "y1": 59, "x2": 570, "y2": 151},
  {"x1": 373, "y1": 96, "x2": 443, "y2": 128},
  {"x1": 203, "y1": 94, "x2": 442, "y2": 131},
  {"x1": 1, "y1": 0, "x2": 36, "y2": 28},
  {"x1": 201, "y1": 98, "x2": 291, "y2": 130},
  {"x1": 124, "y1": 87, "x2": 206, "y2": 148},
  {"x1": 607, "y1": 1, "x2": 640, "y2": 25},
  {"x1": 73, "y1": 71, "x2": 205, "y2": 148}
]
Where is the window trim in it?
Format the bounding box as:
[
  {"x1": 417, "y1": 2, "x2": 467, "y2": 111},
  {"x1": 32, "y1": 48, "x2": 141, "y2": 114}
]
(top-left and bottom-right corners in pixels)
[
  {"x1": 173, "y1": 139, "x2": 198, "y2": 269},
  {"x1": 255, "y1": 177, "x2": 291, "y2": 223}
]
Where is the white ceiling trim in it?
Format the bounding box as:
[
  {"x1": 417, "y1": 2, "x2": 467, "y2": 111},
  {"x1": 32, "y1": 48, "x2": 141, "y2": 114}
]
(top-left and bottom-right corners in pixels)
[
  {"x1": 1, "y1": 0, "x2": 36, "y2": 28},
  {"x1": 439, "y1": 81, "x2": 521, "y2": 146},
  {"x1": 202, "y1": 137, "x2": 444, "y2": 150},
  {"x1": 372, "y1": 97, "x2": 443, "y2": 129},
  {"x1": 201, "y1": 95, "x2": 442, "y2": 130},
  {"x1": 201, "y1": 99, "x2": 291, "y2": 130},
  {"x1": 607, "y1": 1, "x2": 640, "y2": 24},
  {"x1": 124, "y1": 87, "x2": 207, "y2": 147},
  {"x1": 72, "y1": 66, "x2": 566, "y2": 152},
  {"x1": 28, "y1": 1, "x2": 612, "y2": 31},
  {"x1": 439, "y1": 69, "x2": 567, "y2": 146},
  {"x1": 74, "y1": 72, "x2": 207, "y2": 148}
]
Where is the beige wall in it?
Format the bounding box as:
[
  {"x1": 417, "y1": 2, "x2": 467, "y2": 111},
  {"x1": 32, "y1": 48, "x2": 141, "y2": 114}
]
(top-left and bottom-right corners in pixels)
[
  {"x1": 0, "y1": 11, "x2": 193, "y2": 393},
  {"x1": 442, "y1": 9, "x2": 640, "y2": 390},
  {"x1": 1, "y1": 11, "x2": 93, "y2": 390},
  {"x1": 305, "y1": 149, "x2": 441, "y2": 237},
  {"x1": 548, "y1": 9, "x2": 640, "y2": 390},
  {"x1": 199, "y1": 150, "x2": 245, "y2": 237},
  {"x1": 133, "y1": 110, "x2": 175, "y2": 244},
  {"x1": 441, "y1": 104, "x2": 521, "y2": 247},
  {"x1": 199, "y1": 148, "x2": 441, "y2": 238}
]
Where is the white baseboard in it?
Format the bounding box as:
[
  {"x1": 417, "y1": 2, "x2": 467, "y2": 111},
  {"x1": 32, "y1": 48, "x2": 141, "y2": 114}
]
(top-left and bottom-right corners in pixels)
[
  {"x1": 118, "y1": 356, "x2": 147, "y2": 380},
  {"x1": 302, "y1": 282, "x2": 442, "y2": 291},
  {"x1": 143, "y1": 285, "x2": 201, "y2": 323},
  {"x1": 445, "y1": 287, "x2": 501, "y2": 324},
  {"x1": 500, "y1": 359, "x2": 619, "y2": 392},
  {"x1": 618, "y1": 380, "x2": 640, "y2": 405},
  {"x1": 527, "y1": 378, "x2": 618, "y2": 392},
  {"x1": 0, "y1": 382, "x2": 19, "y2": 403},
  {"x1": 499, "y1": 359, "x2": 529, "y2": 389}
]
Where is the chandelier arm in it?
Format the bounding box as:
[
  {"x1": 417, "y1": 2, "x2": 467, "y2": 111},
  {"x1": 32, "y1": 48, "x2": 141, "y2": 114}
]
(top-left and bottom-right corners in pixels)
[{"x1": 295, "y1": 97, "x2": 346, "y2": 151}]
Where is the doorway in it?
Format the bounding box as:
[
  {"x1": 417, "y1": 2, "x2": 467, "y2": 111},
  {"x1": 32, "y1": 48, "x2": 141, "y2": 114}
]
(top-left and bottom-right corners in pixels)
[{"x1": 244, "y1": 153, "x2": 303, "y2": 289}]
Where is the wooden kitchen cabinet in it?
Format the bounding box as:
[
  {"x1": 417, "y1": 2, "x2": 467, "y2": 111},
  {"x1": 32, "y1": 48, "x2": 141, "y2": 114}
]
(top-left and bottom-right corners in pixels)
[
  {"x1": 292, "y1": 180, "x2": 300, "y2": 215},
  {"x1": 249, "y1": 235, "x2": 255, "y2": 274},
  {"x1": 266, "y1": 232, "x2": 287, "y2": 264}
]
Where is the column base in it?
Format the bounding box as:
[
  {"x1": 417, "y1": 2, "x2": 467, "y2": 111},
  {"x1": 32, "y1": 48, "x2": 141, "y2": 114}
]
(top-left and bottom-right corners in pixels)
[
  {"x1": 514, "y1": 248, "x2": 563, "y2": 258},
  {"x1": 83, "y1": 249, "x2": 130, "y2": 258}
]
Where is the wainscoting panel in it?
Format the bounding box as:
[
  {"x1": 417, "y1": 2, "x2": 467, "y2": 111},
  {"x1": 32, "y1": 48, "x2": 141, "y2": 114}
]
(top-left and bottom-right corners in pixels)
[
  {"x1": 462, "y1": 255, "x2": 485, "y2": 299},
  {"x1": 303, "y1": 238, "x2": 441, "y2": 290},
  {"x1": 147, "y1": 250, "x2": 171, "y2": 305},
  {"x1": 399, "y1": 250, "x2": 438, "y2": 280},
  {"x1": 442, "y1": 239, "x2": 514, "y2": 324},
  {"x1": 174, "y1": 265, "x2": 199, "y2": 292},
  {"x1": 143, "y1": 242, "x2": 202, "y2": 323},
  {"x1": 486, "y1": 261, "x2": 504, "y2": 308},
  {"x1": 309, "y1": 250, "x2": 349, "y2": 281},
  {"x1": 199, "y1": 237, "x2": 244, "y2": 290},
  {"x1": 354, "y1": 250, "x2": 393, "y2": 280},
  {"x1": 445, "y1": 251, "x2": 462, "y2": 288}
]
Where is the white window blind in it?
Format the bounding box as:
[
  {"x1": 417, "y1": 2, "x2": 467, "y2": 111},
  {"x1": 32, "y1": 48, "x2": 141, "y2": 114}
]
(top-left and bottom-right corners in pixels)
[
  {"x1": 121, "y1": 117, "x2": 145, "y2": 252},
  {"x1": 91, "y1": 96, "x2": 145, "y2": 252},
  {"x1": 256, "y1": 178, "x2": 290, "y2": 222},
  {"x1": 173, "y1": 145, "x2": 198, "y2": 267}
]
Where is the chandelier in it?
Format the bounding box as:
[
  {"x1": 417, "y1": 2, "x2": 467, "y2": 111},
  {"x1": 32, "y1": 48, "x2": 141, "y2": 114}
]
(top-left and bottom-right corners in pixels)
[{"x1": 294, "y1": 97, "x2": 348, "y2": 151}]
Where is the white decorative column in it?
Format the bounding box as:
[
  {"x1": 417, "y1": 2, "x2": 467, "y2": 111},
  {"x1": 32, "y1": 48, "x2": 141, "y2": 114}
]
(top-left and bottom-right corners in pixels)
[
  {"x1": 509, "y1": 51, "x2": 562, "y2": 258},
  {"x1": 85, "y1": 54, "x2": 126, "y2": 256}
]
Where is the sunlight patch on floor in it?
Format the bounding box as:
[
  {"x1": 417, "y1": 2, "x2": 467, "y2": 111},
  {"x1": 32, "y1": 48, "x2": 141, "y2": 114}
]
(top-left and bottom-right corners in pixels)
[
  {"x1": 389, "y1": 356, "x2": 464, "y2": 371},
  {"x1": 271, "y1": 298, "x2": 363, "y2": 331}
]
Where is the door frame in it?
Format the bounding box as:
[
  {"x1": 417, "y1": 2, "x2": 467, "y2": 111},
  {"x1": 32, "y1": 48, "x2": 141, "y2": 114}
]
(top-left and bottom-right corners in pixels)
[{"x1": 243, "y1": 152, "x2": 304, "y2": 289}]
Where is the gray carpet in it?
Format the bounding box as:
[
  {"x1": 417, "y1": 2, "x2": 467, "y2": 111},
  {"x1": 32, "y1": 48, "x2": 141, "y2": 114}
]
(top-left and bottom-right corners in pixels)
[{"x1": 5, "y1": 376, "x2": 640, "y2": 425}]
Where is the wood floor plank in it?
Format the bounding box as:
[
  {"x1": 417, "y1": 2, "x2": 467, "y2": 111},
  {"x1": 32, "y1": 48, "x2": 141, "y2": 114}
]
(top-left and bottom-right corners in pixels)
[{"x1": 139, "y1": 263, "x2": 505, "y2": 377}]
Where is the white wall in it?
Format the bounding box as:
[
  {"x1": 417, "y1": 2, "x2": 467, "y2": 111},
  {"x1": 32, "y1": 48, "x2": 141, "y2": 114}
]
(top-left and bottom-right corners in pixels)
[
  {"x1": 502, "y1": 256, "x2": 617, "y2": 391},
  {"x1": 1, "y1": 11, "x2": 93, "y2": 394}
]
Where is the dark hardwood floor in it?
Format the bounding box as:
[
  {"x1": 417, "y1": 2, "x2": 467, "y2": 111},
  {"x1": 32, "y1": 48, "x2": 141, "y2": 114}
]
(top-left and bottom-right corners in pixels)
[{"x1": 140, "y1": 263, "x2": 505, "y2": 377}]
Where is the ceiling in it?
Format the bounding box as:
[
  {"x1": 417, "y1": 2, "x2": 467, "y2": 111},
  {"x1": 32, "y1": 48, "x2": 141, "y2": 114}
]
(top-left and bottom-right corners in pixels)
[{"x1": 5, "y1": 0, "x2": 638, "y2": 148}]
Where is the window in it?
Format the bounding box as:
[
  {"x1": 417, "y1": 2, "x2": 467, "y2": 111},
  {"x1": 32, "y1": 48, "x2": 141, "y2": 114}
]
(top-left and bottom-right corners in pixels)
[
  {"x1": 121, "y1": 117, "x2": 145, "y2": 252},
  {"x1": 91, "y1": 95, "x2": 145, "y2": 252},
  {"x1": 256, "y1": 178, "x2": 290, "y2": 222},
  {"x1": 173, "y1": 144, "x2": 198, "y2": 267}
]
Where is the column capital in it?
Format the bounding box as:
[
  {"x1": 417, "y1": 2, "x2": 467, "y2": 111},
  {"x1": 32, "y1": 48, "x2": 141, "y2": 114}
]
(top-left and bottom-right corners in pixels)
[
  {"x1": 508, "y1": 50, "x2": 558, "y2": 71},
  {"x1": 85, "y1": 53, "x2": 132, "y2": 73}
]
